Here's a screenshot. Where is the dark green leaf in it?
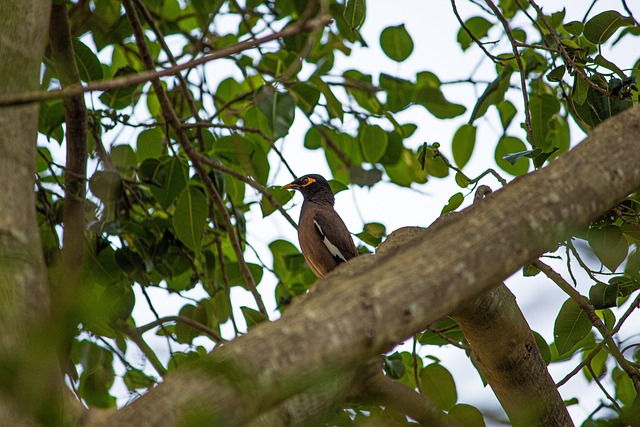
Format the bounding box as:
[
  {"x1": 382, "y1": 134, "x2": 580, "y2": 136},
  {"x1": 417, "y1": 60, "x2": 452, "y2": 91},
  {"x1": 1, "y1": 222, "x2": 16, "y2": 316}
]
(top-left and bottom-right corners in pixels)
[
  {"x1": 349, "y1": 165, "x2": 382, "y2": 188},
  {"x1": 73, "y1": 38, "x2": 103, "y2": 82},
  {"x1": 383, "y1": 355, "x2": 405, "y2": 379},
  {"x1": 150, "y1": 157, "x2": 188, "y2": 209},
  {"x1": 289, "y1": 83, "x2": 320, "y2": 115},
  {"x1": 588, "y1": 282, "x2": 619, "y2": 309},
  {"x1": 256, "y1": 86, "x2": 295, "y2": 140},
  {"x1": 380, "y1": 24, "x2": 413, "y2": 62},
  {"x1": 99, "y1": 66, "x2": 140, "y2": 110},
  {"x1": 563, "y1": 20, "x2": 584, "y2": 36},
  {"x1": 584, "y1": 11, "x2": 635, "y2": 45},
  {"x1": 90, "y1": 171, "x2": 123, "y2": 203},
  {"x1": 469, "y1": 66, "x2": 512, "y2": 123},
  {"x1": 554, "y1": 298, "x2": 592, "y2": 357},
  {"x1": 379, "y1": 73, "x2": 415, "y2": 112},
  {"x1": 547, "y1": 65, "x2": 566, "y2": 82}
]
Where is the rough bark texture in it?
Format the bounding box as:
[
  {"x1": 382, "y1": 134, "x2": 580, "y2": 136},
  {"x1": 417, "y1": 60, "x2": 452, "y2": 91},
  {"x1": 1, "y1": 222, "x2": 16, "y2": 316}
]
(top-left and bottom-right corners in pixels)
[
  {"x1": 0, "y1": 0, "x2": 55, "y2": 423},
  {"x1": 453, "y1": 285, "x2": 571, "y2": 426},
  {"x1": 88, "y1": 105, "x2": 640, "y2": 426}
]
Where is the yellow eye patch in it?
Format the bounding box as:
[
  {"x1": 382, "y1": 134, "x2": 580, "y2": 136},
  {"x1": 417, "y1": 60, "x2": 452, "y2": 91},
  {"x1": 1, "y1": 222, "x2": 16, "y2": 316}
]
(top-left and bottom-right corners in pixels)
[{"x1": 302, "y1": 177, "x2": 316, "y2": 187}]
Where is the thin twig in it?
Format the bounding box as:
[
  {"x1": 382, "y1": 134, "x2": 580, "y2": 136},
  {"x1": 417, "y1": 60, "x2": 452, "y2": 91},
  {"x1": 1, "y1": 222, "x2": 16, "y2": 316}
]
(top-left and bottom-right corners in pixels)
[
  {"x1": 0, "y1": 13, "x2": 332, "y2": 106},
  {"x1": 529, "y1": 0, "x2": 609, "y2": 96},
  {"x1": 534, "y1": 260, "x2": 640, "y2": 395},
  {"x1": 484, "y1": 0, "x2": 536, "y2": 148},
  {"x1": 136, "y1": 315, "x2": 225, "y2": 342},
  {"x1": 123, "y1": 0, "x2": 269, "y2": 316}
]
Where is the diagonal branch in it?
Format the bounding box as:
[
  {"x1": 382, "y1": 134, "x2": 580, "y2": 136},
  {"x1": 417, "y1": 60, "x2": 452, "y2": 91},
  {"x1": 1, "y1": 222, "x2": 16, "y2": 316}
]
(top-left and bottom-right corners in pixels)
[{"x1": 122, "y1": 0, "x2": 269, "y2": 315}]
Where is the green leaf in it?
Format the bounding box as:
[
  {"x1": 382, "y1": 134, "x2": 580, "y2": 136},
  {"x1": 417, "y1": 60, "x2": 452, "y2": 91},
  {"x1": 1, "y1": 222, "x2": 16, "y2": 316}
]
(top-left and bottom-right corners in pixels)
[
  {"x1": 137, "y1": 128, "x2": 164, "y2": 161},
  {"x1": 241, "y1": 306, "x2": 268, "y2": 329},
  {"x1": 289, "y1": 83, "x2": 320, "y2": 115},
  {"x1": 582, "y1": 347, "x2": 608, "y2": 382},
  {"x1": 358, "y1": 124, "x2": 388, "y2": 163},
  {"x1": 533, "y1": 331, "x2": 551, "y2": 365},
  {"x1": 495, "y1": 136, "x2": 529, "y2": 176},
  {"x1": 379, "y1": 73, "x2": 415, "y2": 113},
  {"x1": 448, "y1": 404, "x2": 486, "y2": 427},
  {"x1": 547, "y1": 65, "x2": 566, "y2": 82},
  {"x1": 172, "y1": 186, "x2": 208, "y2": 253},
  {"x1": 349, "y1": 165, "x2": 382, "y2": 188},
  {"x1": 419, "y1": 363, "x2": 457, "y2": 410},
  {"x1": 256, "y1": 86, "x2": 295, "y2": 140},
  {"x1": 589, "y1": 282, "x2": 619, "y2": 309},
  {"x1": 588, "y1": 225, "x2": 628, "y2": 272},
  {"x1": 563, "y1": 20, "x2": 584, "y2": 36},
  {"x1": 502, "y1": 148, "x2": 537, "y2": 165},
  {"x1": 310, "y1": 75, "x2": 344, "y2": 121},
  {"x1": 150, "y1": 157, "x2": 188, "y2": 209},
  {"x1": 89, "y1": 171, "x2": 123, "y2": 203},
  {"x1": 380, "y1": 24, "x2": 414, "y2": 62},
  {"x1": 123, "y1": 368, "x2": 155, "y2": 391},
  {"x1": 451, "y1": 124, "x2": 476, "y2": 168},
  {"x1": 344, "y1": 70, "x2": 383, "y2": 114},
  {"x1": 457, "y1": 16, "x2": 493, "y2": 51},
  {"x1": 110, "y1": 145, "x2": 137, "y2": 173},
  {"x1": 497, "y1": 100, "x2": 517, "y2": 130},
  {"x1": 383, "y1": 354, "x2": 405, "y2": 379},
  {"x1": 261, "y1": 187, "x2": 293, "y2": 217},
  {"x1": 529, "y1": 93, "x2": 560, "y2": 150},
  {"x1": 73, "y1": 38, "x2": 103, "y2": 82},
  {"x1": 343, "y1": 0, "x2": 366, "y2": 30},
  {"x1": 441, "y1": 192, "x2": 464, "y2": 215},
  {"x1": 415, "y1": 72, "x2": 466, "y2": 119},
  {"x1": 554, "y1": 298, "x2": 592, "y2": 357},
  {"x1": 454, "y1": 172, "x2": 470, "y2": 188},
  {"x1": 469, "y1": 66, "x2": 512, "y2": 123},
  {"x1": 99, "y1": 66, "x2": 140, "y2": 110},
  {"x1": 584, "y1": 11, "x2": 635, "y2": 45}
]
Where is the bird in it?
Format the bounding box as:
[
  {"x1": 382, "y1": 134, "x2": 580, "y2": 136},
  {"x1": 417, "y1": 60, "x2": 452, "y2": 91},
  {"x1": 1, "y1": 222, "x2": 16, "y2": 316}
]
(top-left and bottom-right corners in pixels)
[{"x1": 281, "y1": 174, "x2": 358, "y2": 278}]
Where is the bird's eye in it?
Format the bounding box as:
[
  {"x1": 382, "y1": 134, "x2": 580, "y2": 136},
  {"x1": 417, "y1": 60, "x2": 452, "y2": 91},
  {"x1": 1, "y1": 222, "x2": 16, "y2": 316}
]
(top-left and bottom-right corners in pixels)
[{"x1": 301, "y1": 178, "x2": 308, "y2": 185}]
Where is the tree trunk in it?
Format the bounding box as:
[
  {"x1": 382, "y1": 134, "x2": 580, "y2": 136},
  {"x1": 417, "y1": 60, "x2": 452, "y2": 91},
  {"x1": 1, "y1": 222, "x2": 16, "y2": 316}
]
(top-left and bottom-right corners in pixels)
[
  {"x1": 0, "y1": 1, "x2": 58, "y2": 424},
  {"x1": 89, "y1": 105, "x2": 640, "y2": 425}
]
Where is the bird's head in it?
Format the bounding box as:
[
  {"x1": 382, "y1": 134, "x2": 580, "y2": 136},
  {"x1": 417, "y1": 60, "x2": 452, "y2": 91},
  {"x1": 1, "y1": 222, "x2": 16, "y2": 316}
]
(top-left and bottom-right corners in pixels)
[{"x1": 281, "y1": 174, "x2": 335, "y2": 205}]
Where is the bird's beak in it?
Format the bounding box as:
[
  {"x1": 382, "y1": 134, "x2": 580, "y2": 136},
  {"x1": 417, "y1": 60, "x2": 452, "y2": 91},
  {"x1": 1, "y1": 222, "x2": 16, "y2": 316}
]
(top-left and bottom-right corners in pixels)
[{"x1": 281, "y1": 182, "x2": 298, "y2": 190}]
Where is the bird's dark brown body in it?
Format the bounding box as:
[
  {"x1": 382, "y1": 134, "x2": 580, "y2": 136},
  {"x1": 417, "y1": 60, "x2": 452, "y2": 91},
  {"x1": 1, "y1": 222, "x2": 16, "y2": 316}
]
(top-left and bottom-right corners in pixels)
[{"x1": 282, "y1": 174, "x2": 358, "y2": 278}]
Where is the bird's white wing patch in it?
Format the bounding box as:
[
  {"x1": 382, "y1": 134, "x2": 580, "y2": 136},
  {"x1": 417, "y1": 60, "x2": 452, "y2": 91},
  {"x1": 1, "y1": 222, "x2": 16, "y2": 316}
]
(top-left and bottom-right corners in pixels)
[{"x1": 314, "y1": 220, "x2": 348, "y2": 262}]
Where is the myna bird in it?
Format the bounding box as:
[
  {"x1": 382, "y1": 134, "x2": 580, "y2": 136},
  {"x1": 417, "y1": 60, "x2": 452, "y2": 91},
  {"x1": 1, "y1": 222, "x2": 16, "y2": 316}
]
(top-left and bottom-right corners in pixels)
[{"x1": 282, "y1": 174, "x2": 358, "y2": 278}]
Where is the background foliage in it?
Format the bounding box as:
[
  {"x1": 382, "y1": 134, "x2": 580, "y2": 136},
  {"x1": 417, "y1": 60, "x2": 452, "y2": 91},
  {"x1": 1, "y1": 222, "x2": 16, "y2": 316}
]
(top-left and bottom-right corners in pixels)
[{"x1": 32, "y1": 0, "x2": 640, "y2": 424}]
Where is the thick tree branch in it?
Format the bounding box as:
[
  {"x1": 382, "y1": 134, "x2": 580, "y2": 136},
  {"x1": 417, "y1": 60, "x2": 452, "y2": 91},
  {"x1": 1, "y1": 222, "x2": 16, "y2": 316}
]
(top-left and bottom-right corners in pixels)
[{"x1": 86, "y1": 104, "x2": 640, "y2": 425}]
